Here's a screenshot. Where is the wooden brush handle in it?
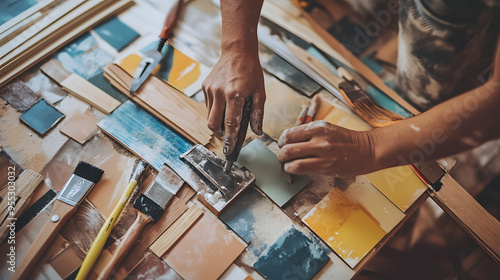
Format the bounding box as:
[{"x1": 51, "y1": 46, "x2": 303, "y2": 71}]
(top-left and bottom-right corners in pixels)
[
  {"x1": 12, "y1": 200, "x2": 77, "y2": 280},
  {"x1": 97, "y1": 212, "x2": 151, "y2": 280}
]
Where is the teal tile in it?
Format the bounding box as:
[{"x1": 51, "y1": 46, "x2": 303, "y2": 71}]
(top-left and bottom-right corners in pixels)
[{"x1": 20, "y1": 99, "x2": 64, "y2": 135}]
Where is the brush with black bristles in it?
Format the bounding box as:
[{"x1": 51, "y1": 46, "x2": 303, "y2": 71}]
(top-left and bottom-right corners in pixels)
[{"x1": 12, "y1": 161, "x2": 104, "y2": 280}]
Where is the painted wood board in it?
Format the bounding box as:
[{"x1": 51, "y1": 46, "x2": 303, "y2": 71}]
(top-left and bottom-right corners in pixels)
[
  {"x1": 0, "y1": 80, "x2": 40, "y2": 111},
  {"x1": 20, "y1": 67, "x2": 68, "y2": 105},
  {"x1": 19, "y1": 98, "x2": 64, "y2": 135},
  {"x1": 303, "y1": 188, "x2": 386, "y2": 268},
  {"x1": 103, "y1": 63, "x2": 211, "y2": 144},
  {"x1": 150, "y1": 205, "x2": 204, "y2": 257},
  {"x1": 0, "y1": 0, "x2": 39, "y2": 26},
  {"x1": 237, "y1": 139, "x2": 311, "y2": 207},
  {"x1": 40, "y1": 134, "x2": 137, "y2": 218},
  {"x1": 253, "y1": 225, "x2": 330, "y2": 280},
  {"x1": 363, "y1": 166, "x2": 428, "y2": 212},
  {"x1": 262, "y1": 75, "x2": 309, "y2": 140},
  {"x1": 48, "y1": 243, "x2": 85, "y2": 279},
  {"x1": 61, "y1": 73, "x2": 121, "y2": 114},
  {"x1": 93, "y1": 16, "x2": 139, "y2": 51},
  {"x1": 59, "y1": 108, "x2": 97, "y2": 144},
  {"x1": 125, "y1": 252, "x2": 182, "y2": 280},
  {"x1": 164, "y1": 214, "x2": 246, "y2": 280}
]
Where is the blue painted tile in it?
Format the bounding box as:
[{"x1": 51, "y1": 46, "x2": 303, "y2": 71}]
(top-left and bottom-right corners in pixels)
[
  {"x1": 254, "y1": 225, "x2": 330, "y2": 280},
  {"x1": 94, "y1": 16, "x2": 140, "y2": 51},
  {"x1": 19, "y1": 99, "x2": 64, "y2": 135}
]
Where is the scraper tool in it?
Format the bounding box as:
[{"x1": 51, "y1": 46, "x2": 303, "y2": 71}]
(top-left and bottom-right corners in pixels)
[{"x1": 130, "y1": 0, "x2": 182, "y2": 94}]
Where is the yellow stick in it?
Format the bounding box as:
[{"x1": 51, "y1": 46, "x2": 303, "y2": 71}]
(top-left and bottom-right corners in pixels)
[{"x1": 75, "y1": 162, "x2": 146, "y2": 280}]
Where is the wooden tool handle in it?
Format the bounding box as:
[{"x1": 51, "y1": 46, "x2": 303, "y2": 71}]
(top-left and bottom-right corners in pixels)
[
  {"x1": 97, "y1": 212, "x2": 151, "y2": 280},
  {"x1": 159, "y1": 0, "x2": 182, "y2": 40},
  {"x1": 12, "y1": 200, "x2": 77, "y2": 280}
]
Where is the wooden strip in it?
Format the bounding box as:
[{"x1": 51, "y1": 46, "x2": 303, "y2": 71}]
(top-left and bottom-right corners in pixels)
[
  {"x1": 290, "y1": 0, "x2": 420, "y2": 115},
  {"x1": 0, "y1": 170, "x2": 44, "y2": 240},
  {"x1": 40, "y1": 59, "x2": 71, "y2": 85},
  {"x1": 103, "y1": 64, "x2": 212, "y2": 144},
  {"x1": 0, "y1": 0, "x2": 133, "y2": 88},
  {"x1": 0, "y1": 0, "x2": 55, "y2": 36},
  {"x1": 431, "y1": 174, "x2": 500, "y2": 263},
  {"x1": 150, "y1": 205, "x2": 204, "y2": 257},
  {"x1": 61, "y1": 74, "x2": 120, "y2": 114}
]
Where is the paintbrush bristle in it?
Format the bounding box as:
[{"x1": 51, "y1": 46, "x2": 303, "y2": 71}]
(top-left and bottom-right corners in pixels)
[{"x1": 73, "y1": 161, "x2": 104, "y2": 184}]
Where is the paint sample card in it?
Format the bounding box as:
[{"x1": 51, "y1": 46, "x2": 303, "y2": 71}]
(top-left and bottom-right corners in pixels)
[
  {"x1": 363, "y1": 166, "x2": 427, "y2": 212},
  {"x1": 19, "y1": 99, "x2": 64, "y2": 135},
  {"x1": 253, "y1": 225, "x2": 330, "y2": 280},
  {"x1": 119, "y1": 44, "x2": 210, "y2": 97},
  {"x1": 59, "y1": 109, "x2": 97, "y2": 144},
  {"x1": 220, "y1": 187, "x2": 293, "y2": 256},
  {"x1": 164, "y1": 214, "x2": 246, "y2": 280},
  {"x1": 237, "y1": 139, "x2": 311, "y2": 207},
  {"x1": 0, "y1": 80, "x2": 40, "y2": 112},
  {"x1": 262, "y1": 53, "x2": 321, "y2": 97},
  {"x1": 94, "y1": 16, "x2": 140, "y2": 51},
  {"x1": 262, "y1": 75, "x2": 309, "y2": 140},
  {"x1": 303, "y1": 188, "x2": 386, "y2": 268}
]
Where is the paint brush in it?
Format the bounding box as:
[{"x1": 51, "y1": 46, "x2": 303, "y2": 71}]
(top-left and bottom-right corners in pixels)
[
  {"x1": 76, "y1": 161, "x2": 147, "y2": 280},
  {"x1": 12, "y1": 161, "x2": 104, "y2": 280},
  {"x1": 97, "y1": 164, "x2": 184, "y2": 280},
  {"x1": 304, "y1": 96, "x2": 319, "y2": 124}
]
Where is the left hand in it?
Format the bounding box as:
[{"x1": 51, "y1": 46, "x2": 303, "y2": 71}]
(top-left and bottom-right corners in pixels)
[{"x1": 277, "y1": 120, "x2": 376, "y2": 177}]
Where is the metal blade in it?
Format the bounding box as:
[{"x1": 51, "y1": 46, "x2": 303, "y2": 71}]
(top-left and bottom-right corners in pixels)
[{"x1": 130, "y1": 50, "x2": 163, "y2": 94}]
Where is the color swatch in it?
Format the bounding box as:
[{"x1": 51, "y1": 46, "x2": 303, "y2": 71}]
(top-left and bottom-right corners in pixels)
[
  {"x1": 253, "y1": 225, "x2": 330, "y2": 280},
  {"x1": 119, "y1": 44, "x2": 210, "y2": 97},
  {"x1": 59, "y1": 109, "x2": 97, "y2": 144},
  {"x1": 19, "y1": 99, "x2": 64, "y2": 135},
  {"x1": 363, "y1": 166, "x2": 428, "y2": 212},
  {"x1": 237, "y1": 139, "x2": 311, "y2": 207},
  {"x1": 303, "y1": 188, "x2": 386, "y2": 268},
  {"x1": 164, "y1": 214, "x2": 246, "y2": 280},
  {"x1": 0, "y1": 80, "x2": 40, "y2": 112},
  {"x1": 94, "y1": 16, "x2": 140, "y2": 51}
]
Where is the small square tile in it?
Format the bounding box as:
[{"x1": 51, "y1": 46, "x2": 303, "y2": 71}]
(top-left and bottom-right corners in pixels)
[{"x1": 20, "y1": 99, "x2": 64, "y2": 135}]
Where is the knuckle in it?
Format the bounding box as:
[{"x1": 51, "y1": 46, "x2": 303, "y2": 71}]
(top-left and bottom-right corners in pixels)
[{"x1": 224, "y1": 118, "x2": 240, "y2": 129}]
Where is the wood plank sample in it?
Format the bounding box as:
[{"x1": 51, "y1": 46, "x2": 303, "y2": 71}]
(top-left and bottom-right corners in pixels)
[
  {"x1": 48, "y1": 243, "x2": 85, "y2": 279},
  {"x1": 93, "y1": 16, "x2": 139, "y2": 51},
  {"x1": 164, "y1": 214, "x2": 246, "y2": 280},
  {"x1": 103, "y1": 63, "x2": 212, "y2": 144},
  {"x1": 303, "y1": 188, "x2": 386, "y2": 268},
  {"x1": 363, "y1": 166, "x2": 428, "y2": 212},
  {"x1": 0, "y1": 80, "x2": 40, "y2": 111},
  {"x1": 237, "y1": 139, "x2": 311, "y2": 207},
  {"x1": 253, "y1": 225, "x2": 330, "y2": 280},
  {"x1": 19, "y1": 98, "x2": 64, "y2": 135},
  {"x1": 0, "y1": 149, "x2": 22, "y2": 192},
  {"x1": 150, "y1": 205, "x2": 204, "y2": 257},
  {"x1": 59, "y1": 108, "x2": 97, "y2": 144},
  {"x1": 126, "y1": 252, "x2": 182, "y2": 280},
  {"x1": 40, "y1": 58, "x2": 71, "y2": 84},
  {"x1": 61, "y1": 74, "x2": 120, "y2": 114}
]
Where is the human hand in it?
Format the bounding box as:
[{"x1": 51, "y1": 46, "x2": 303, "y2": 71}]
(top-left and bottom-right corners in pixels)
[
  {"x1": 277, "y1": 121, "x2": 376, "y2": 177},
  {"x1": 202, "y1": 50, "x2": 265, "y2": 155}
]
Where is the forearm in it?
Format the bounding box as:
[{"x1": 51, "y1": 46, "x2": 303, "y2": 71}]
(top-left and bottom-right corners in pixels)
[
  {"x1": 372, "y1": 79, "x2": 500, "y2": 168},
  {"x1": 220, "y1": 0, "x2": 263, "y2": 55}
]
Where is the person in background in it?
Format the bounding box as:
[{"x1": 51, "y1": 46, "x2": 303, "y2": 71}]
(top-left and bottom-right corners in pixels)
[{"x1": 202, "y1": 0, "x2": 500, "y2": 178}]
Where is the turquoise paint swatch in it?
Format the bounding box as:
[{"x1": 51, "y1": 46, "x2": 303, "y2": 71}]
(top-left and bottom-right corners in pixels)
[
  {"x1": 254, "y1": 225, "x2": 330, "y2": 280},
  {"x1": 20, "y1": 99, "x2": 64, "y2": 135},
  {"x1": 94, "y1": 16, "x2": 140, "y2": 51}
]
